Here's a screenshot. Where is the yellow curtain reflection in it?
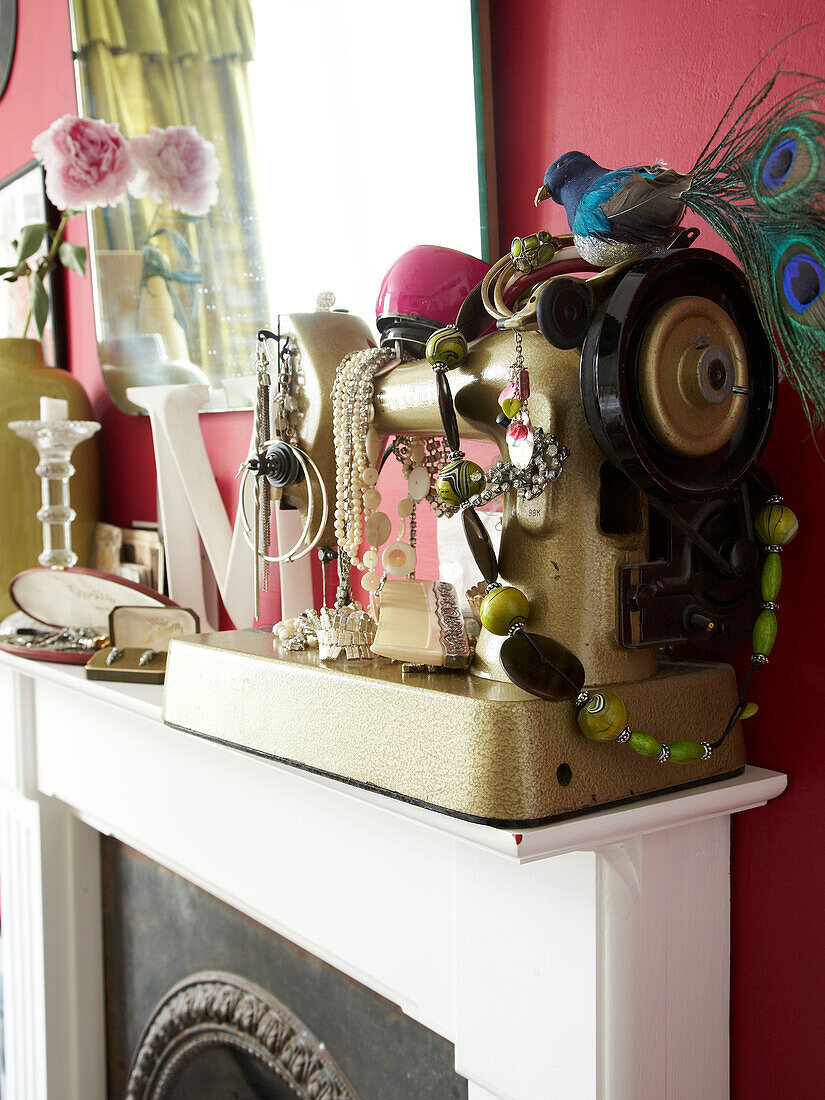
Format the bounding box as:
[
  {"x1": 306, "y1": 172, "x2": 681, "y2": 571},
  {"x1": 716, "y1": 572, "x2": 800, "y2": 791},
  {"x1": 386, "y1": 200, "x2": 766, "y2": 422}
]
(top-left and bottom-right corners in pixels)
[{"x1": 73, "y1": 0, "x2": 266, "y2": 381}]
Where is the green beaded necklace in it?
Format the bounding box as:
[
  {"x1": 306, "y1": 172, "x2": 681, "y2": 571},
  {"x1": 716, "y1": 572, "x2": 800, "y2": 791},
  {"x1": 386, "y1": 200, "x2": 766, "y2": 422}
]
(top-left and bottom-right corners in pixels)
[{"x1": 425, "y1": 320, "x2": 798, "y2": 765}]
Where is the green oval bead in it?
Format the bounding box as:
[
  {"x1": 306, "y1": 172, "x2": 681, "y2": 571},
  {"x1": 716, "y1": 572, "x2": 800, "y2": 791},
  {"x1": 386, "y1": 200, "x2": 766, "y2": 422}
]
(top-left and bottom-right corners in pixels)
[
  {"x1": 761, "y1": 552, "x2": 782, "y2": 602},
  {"x1": 755, "y1": 503, "x2": 798, "y2": 547},
  {"x1": 425, "y1": 325, "x2": 468, "y2": 368},
  {"x1": 753, "y1": 608, "x2": 778, "y2": 656},
  {"x1": 627, "y1": 731, "x2": 661, "y2": 756},
  {"x1": 510, "y1": 236, "x2": 523, "y2": 258},
  {"x1": 740, "y1": 702, "x2": 759, "y2": 720},
  {"x1": 577, "y1": 691, "x2": 628, "y2": 742},
  {"x1": 668, "y1": 740, "x2": 706, "y2": 762},
  {"x1": 436, "y1": 458, "x2": 486, "y2": 505},
  {"x1": 479, "y1": 585, "x2": 530, "y2": 636}
]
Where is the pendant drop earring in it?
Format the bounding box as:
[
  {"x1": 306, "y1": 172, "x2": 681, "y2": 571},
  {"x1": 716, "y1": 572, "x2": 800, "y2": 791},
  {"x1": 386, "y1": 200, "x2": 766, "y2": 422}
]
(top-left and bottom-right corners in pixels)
[{"x1": 501, "y1": 331, "x2": 535, "y2": 468}]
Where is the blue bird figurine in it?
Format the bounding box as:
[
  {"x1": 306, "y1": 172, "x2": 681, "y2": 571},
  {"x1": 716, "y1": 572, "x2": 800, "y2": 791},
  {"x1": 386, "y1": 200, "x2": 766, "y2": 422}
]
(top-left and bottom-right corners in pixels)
[
  {"x1": 535, "y1": 153, "x2": 689, "y2": 268},
  {"x1": 535, "y1": 62, "x2": 825, "y2": 427}
]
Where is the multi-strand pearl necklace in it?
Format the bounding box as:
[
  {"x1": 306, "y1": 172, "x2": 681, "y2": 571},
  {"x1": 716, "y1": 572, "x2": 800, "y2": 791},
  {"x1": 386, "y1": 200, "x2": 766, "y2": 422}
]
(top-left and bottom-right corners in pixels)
[{"x1": 332, "y1": 347, "x2": 394, "y2": 604}]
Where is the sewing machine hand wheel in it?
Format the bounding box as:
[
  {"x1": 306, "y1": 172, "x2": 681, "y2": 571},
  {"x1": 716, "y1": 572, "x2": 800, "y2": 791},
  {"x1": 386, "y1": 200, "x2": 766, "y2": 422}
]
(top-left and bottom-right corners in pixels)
[{"x1": 580, "y1": 248, "x2": 777, "y2": 501}]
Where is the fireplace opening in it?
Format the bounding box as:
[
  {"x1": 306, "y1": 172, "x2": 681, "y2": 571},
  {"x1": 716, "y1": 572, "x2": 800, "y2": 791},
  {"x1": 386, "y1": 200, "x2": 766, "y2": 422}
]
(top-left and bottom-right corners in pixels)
[{"x1": 103, "y1": 839, "x2": 467, "y2": 1099}]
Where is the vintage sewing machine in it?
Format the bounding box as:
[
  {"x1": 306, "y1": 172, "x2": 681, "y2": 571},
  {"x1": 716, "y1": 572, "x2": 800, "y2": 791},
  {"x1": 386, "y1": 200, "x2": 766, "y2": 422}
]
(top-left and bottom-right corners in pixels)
[{"x1": 163, "y1": 245, "x2": 777, "y2": 826}]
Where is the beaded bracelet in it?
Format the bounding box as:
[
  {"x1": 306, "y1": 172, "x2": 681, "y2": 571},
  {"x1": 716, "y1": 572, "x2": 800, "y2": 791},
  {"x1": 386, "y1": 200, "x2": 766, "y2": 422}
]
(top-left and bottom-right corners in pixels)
[{"x1": 425, "y1": 319, "x2": 798, "y2": 762}]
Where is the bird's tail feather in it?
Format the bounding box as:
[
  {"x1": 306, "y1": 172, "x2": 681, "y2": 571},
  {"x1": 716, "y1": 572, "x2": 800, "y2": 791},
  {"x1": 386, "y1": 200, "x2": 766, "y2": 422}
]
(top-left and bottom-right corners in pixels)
[{"x1": 682, "y1": 56, "x2": 825, "y2": 427}]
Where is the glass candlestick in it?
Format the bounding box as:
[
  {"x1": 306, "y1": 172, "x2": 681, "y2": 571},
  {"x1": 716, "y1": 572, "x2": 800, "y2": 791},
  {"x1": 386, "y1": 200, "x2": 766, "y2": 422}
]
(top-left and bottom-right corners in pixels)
[{"x1": 9, "y1": 405, "x2": 101, "y2": 569}]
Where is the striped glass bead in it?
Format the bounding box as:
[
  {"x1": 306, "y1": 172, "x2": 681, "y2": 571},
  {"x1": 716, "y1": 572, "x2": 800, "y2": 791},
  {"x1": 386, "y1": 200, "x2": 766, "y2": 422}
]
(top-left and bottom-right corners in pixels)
[
  {"x1": 668, "y1": 740, "x2": 706, "y2": 762},
  {"x1": 577, "y1": 691, "x2": 628, "y2": 742},
  {"x1": 425, "y1": 326, "x2": 468, "y2": 368},
  {"x1": 627, "y1": 731, "x2": 661, "y2": 756},
  {"x1": 436, "y1": 458, "x2": 486, "y2": 506},
  {"x1": 761, "y1": 552, "x2": 782, "y2": 602},
  {"x1": 753, "y1": 608, "x2": 778, "y2": 657},
  {"x1": 755, "y1": 503, "x2": 798, "y2": 547},
  {"x1": 479, "y1": 585, "x2": 530, "y2": 635}
]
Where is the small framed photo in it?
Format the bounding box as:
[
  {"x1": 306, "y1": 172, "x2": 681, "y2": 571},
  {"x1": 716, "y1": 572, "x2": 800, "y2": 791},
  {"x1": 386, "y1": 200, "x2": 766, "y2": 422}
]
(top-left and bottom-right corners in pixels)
[{"x1": 0, "y1": 160, "x2": 65, "y2": 369}]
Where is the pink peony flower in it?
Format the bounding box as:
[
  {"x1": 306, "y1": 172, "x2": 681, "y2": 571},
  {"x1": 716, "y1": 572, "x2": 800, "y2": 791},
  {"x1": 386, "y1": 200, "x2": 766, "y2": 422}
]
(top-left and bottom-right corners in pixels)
[
  {"x1": 129, "y1": 126, "x2": 220, "y2": 216},
  {"x1": 32, "y1": 115, "x2": 134, "y2": 210}
]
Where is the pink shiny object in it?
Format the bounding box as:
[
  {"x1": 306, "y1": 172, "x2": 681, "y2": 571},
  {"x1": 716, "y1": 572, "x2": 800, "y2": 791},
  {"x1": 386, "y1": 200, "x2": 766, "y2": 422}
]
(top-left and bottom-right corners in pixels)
[{"x1": 376, "y1": 245, "x2": 490, "y2": 326}]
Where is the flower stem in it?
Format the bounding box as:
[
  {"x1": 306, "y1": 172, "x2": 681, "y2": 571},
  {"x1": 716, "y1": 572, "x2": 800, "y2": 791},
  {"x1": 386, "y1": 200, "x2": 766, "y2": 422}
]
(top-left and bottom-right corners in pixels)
[{"x1": 22, "y1": 210, "x2": 70, "y2": 339}]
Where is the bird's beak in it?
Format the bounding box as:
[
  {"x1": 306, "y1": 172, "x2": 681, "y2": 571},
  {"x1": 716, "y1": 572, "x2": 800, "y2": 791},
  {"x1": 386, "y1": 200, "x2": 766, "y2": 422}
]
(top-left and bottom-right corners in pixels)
[{"x1": 534, "y1": 184, "x2": 550, "y2": 207}]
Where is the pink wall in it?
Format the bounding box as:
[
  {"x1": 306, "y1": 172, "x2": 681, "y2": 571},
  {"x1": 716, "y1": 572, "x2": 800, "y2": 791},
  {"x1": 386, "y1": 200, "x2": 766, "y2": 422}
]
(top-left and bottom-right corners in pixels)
[{"x1": 4, "y1": 0, "x2": 824, "y2": 1093}]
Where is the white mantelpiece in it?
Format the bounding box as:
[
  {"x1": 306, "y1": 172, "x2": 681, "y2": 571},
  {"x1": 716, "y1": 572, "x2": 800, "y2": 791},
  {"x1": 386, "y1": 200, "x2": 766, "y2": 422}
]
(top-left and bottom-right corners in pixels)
[{"x1": 0, "y1": 649, "x2": 786, "y2": 1100}]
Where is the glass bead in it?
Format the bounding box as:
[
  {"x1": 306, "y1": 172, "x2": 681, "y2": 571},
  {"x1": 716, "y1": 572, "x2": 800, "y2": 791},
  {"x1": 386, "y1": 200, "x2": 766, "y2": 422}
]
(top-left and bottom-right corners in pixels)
[
  {"x1": 753, "y1": 608, "x2": 778, "y2": 656},
  {"x1": 577, "y1": 691, "x2": 628, "y2": 742},
  {"x1": 479, "y1": 585, "x2": 529, "y2": 635},
  {"x1": 407, "y1": 466, "x2": 431, "y2": 501},
  {"x1": 362, "y1": 570, "x2": 382, "y2": 592},
  {"x1": 436, "y1": 458, "x2": 486, "y2": 505},
  {"x1": 397, "y1": 498, "x2": 414, "y2": 518},
  {"x1": 363, "y1": 487, "x2": 382, "y2": 510},
  {"x1": 363, "y1": 549, "x2": 379, "y2": 568},
  {"x1": 740, "y1": 702, "x2": 759, "y2": 720},
  {"x1": 462, "y1": 507, "x2": 499, "y2": 585},
  {"x1": 511, "y1": 236, "x2": 523, "y2": 259},
  {"x1": 425, "y1": 325, "x2": 468, "y2": 368},
  {"x1": 755, "y1": 503, "x2": 798, "y2": 546},
  {"x1": 761, "y1": 552, "x2": 782, "y2": 602},
  {"x1": 501, "y1": 397, "x2": 522, "y2": 419},
  {"x1": 435, "y1": 370, "x2": 461, "y2": 452},
  {"x1": 382, "y1": 540, "x2": 416, "y2": 577},
  {"x1": 506, "y1": 420, "x2": 534, "y2": 468},
  {"x1": 668, "y1": 740, "x2": 706, "y2": 762},
  {"x1": 364, "y1": 510, "x2": 391, "y2": 546},
  {"x1": 499, "y1": 630, "x2": 585, "y2": 701},
  {"x1": 627, "y1": 731, "x2": 662, "y2": 756}
]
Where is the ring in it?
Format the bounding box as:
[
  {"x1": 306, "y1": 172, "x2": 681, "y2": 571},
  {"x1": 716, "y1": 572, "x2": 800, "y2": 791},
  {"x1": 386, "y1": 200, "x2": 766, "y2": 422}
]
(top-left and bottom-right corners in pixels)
[{"x1": 106, "y1": 647, "x2": 123, "y2": 665}]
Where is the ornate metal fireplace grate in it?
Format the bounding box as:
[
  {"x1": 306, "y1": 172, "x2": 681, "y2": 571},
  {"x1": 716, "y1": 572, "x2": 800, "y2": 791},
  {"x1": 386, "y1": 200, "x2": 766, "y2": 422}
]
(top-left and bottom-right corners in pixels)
[{"x1": 126, "y1": 972, "x2": 356, "y2": 1100}]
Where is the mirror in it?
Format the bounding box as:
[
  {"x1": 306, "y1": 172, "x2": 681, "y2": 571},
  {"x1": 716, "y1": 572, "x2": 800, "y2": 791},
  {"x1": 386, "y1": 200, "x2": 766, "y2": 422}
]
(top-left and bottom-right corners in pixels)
[{"x1": 68, "y1": 0, "x2": 495, "y2": 413}]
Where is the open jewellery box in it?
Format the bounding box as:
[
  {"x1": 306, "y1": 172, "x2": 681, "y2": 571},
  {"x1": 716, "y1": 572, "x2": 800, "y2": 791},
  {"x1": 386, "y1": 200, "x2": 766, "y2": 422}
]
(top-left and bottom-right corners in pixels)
[{"x1": 4, "y1": 567, "x2": 178, "y2": 667}]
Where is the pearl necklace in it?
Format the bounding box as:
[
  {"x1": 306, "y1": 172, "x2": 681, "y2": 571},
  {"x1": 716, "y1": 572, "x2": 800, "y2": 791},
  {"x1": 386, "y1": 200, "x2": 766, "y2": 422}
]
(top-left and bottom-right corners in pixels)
[{"x1": 332, "y1": 346, "x2": 394, "y2": 602}]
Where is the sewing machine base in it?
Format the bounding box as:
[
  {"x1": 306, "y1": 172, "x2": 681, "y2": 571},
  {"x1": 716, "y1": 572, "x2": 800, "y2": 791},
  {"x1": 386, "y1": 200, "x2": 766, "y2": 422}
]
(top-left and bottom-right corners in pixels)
[{"x1": 163, "y1": 630, "x2": 746, "y2": 827}]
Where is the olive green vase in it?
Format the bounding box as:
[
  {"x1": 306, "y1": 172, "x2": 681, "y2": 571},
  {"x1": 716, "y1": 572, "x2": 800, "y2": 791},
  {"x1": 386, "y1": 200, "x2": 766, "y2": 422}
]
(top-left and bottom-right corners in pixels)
[{"x1": 0, "y1": 339, "x2": 100, "y2": 619}]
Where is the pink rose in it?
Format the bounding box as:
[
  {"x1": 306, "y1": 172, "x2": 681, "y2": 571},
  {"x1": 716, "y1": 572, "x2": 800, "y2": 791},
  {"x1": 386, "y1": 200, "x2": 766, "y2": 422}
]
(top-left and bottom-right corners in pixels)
[
  {"x1": 129, "y1": 126, "x2": 220, "y2": 216},
  {"x1": 32, "y1": 115, "x2": 134, "y2": 210}
]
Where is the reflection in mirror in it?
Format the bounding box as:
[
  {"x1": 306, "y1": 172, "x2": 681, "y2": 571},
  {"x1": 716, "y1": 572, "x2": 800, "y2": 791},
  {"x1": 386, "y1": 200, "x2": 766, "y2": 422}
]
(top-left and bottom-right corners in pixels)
[{"x1": 69, "y1": 1, "x2": 493, "y2": 413}]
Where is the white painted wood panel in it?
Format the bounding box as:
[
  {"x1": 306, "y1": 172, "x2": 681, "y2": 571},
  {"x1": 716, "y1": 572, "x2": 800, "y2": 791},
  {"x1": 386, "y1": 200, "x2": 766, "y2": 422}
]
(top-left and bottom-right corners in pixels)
[{"x1": 0, "y1": 649, "x2": 787, "y2": 1097}]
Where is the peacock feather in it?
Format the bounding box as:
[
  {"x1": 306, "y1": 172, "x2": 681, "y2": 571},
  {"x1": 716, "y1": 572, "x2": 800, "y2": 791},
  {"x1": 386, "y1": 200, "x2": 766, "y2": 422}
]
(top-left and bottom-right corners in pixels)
[{"x1": 683, "y1": 63, "x2": 825, "y2": 426}]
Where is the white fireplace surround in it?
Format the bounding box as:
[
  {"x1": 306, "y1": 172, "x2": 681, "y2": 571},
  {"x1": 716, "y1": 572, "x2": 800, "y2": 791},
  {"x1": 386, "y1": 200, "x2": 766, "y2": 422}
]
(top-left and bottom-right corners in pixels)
[{"x1": 0, "y1": 649, "x2": 785, "y2": 1099}]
